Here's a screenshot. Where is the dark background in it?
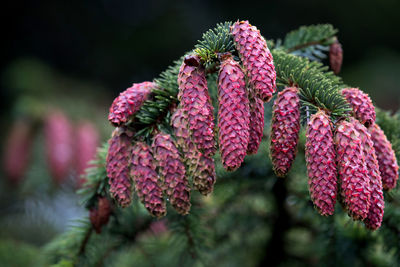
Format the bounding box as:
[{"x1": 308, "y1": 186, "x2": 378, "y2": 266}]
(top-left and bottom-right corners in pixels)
[{"x1": 3, "y1": 0, "x2": 400, "y2": 117}]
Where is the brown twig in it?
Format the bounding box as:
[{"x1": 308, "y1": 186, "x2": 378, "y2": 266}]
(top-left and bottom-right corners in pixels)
[{"x1": 79, "y1": 227, "x2": 94, "y2": 255}]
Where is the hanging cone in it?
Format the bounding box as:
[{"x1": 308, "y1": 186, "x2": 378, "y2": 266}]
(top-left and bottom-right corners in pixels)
[
  {"x1": 217, "y1": 54, "x2": 250, "y2": 171},
  {"x1": 106, "y1": 127, "x2": 133, "y2": 207},
  {"x1": 305, "y1": 110, "x2": 338, "y2": 216},
  {"x1": 170, "y1": 108, "x2": 216, "y2": 195},
  {"x1": 369, "y1": 123, "x2": 399, "y2": 190},
  {"x1": 231, "y1": 20, "x2": 276, "y2": 102},
  {"x1": 335, "y1": 118, "x2": 371, "y2": 220},
  {"x1": 329, "y1": 40, "x2": 343, "y2": 75},
  {"x1": 89, "y1": 197, "x2": 111, "y2": 234},
  {"x1": 247, "y1": 96, "x2": 264, "y2": 155},
  {"x1": 131, "y1": 141, "x2": 166, "y2": 217},
  {"x1": 352, "y1": 120, "x2": 384, "y2": 230},
  {"x1": 152, "y1": 133, "x2": 191, "y2": 215},
  {"x1": 178, "y1": 54, "x2": 216, "y2": 156},
  {"x1": 270, "y1": 87, "x2": 301, "y2": 177},
  {"x1": 108, "y1": 81, "x2": 155, "y2": 127},
  {"x1": 342, "y1": 88, "x2": 376, "y2": 127}
]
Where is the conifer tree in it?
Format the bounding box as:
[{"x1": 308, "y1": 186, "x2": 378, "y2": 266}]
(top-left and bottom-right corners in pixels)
[{"x1": 42, "y1": 21, "x2": 400, "y2": 266}]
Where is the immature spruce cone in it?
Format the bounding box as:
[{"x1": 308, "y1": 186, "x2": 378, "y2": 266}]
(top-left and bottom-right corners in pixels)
[
  {"x1": 353, "y1": 120, "x2": 384, "y2": 230},
  {"x1": 3, "y1": 119, "x2": 33, "y2": 184},
  {"x1": 170, "y1": 108, "x2": 216, "y2": 195},
  {"x1": 170, "y1": 108, "x2": 197, "y2": 168},
  {"x1": 270, "y1": 87, "x2": 300, "y2": 177},
  {"x1": 152, "y1": 133, "x2": 191, "y2": 215},
  {"x1": 329, "y1": 40, "x2": 343, "y2": 75},
  {"x1": 217, "y1": 55, "x2": 250, "y2": 171},
  {"x1": 89, "y1": 197, "x2": 111, "y2": 234},
  {"x1": 106, "y1": 128, "x2": 133, "y2": 207},
  {"x1": 178, "y1": 55, "x2": 216, "y2": 156},
  {"x1": 193, "y1": 155, "x2": 217, "y2": 196},
  {"x1": 369, "y1": 123, "x2": 399, "y2": 190},
  {"x1": 335, "y1": 119, "x2": 371, "y2": 220},
  {"x1": 341, "y1": 88, "x2": 376, "y2": 127},
  {"x1": 247, "y1": 96, "x2": 264, "y2": 154},
  {"x1": 131, "y1": 141, "x2": 166, "y2": 217},
  {"x1": 75, "y1": 121, "x2": 99, "y2": 187},
  {"x1": 170, "y1": 108, "x2": 191, "y2": 153},
  {"x1": 108, "y1": 81, "x2": 155, "y2": 126},
  {"x1": 231, "y1": 20, "x2": 276, "y2": 102},
  {"x1": 305, "y1": 111, "x2": 337, "y2": 216},
  {"x1": 45, "y1": 111, "x2": 73, "y2": 183}
]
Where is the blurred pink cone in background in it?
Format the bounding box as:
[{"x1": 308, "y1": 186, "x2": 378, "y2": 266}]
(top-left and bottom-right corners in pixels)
[
  {"x1": 3, "y1": 119, "x2": 34, "y2": 184},
  {"x1": 75, "y1": 121, "x2": 100, "y2": 187},
  {"x1": 44, "y1": 110, "x2": 73, "y2": 184}
]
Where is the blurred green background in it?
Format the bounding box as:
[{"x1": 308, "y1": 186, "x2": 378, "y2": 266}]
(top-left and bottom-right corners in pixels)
[{"x1": 1, "y1": 0, "x2": 399, "y2": 266}]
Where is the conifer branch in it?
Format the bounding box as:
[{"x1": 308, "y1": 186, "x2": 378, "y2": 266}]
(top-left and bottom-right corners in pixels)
[
  {"x1": 272, "y1": 49, "x2": 350, "y2": 121},
  {"x1": 282, "y1": 24, "x2": 337, "y2": 61}
]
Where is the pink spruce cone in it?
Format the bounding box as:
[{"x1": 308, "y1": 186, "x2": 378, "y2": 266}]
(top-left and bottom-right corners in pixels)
[
  {"x1": 194, "y1": 155, "x2": 217, "y2": 195},
  {"x1": 335, "y1": 118, "x2": 371, "y2": 220},
  {"x1": 106, "y1": 127, "x2": 133, "y2": 207},
  {"x1": 170, "y1": 108, "x2": 216, "y2": 195},
  {"x1": 74, "y1": 121, "x2": 100, "y2": 187},
  {"x1": 305, "y1": 110, "x2": 337, "y2": 216},
  {"x1": 353, "y1": 120, "x2": 384, "y2": 230},
  {"x1": 178, "y1": 55, "x2": 216, "y2": 156},
  {"x1": 231, "y1": 20, "x2": 276, "y2": 102},
  {"x1": 369, "y1": 123, "x2": 399, "y2": 190},
  {"x1": 152, "y1": 133, "x2": 191, "y2": 215},
  {"x1": 3, "y1": 119, "x2": 33, "y2": 184},
  {"x1": 341, "y1": 88, "x2": 376, "y2": 127},
  {"x1": 217, "y1": 55, "x2": 250, "y2": 171},
  {"x1": 44, "y1": 111, "x2": 73, "y2": 183},
  {"x1": 270, "y1": 87, "x2": 300, "y2": 177},
  {"x1": 247, "y1": 96, "x2": 264, "y2": 154},
  {"x1": 329, "y1": 40, "x2": 343, "y2": 75},
  {"x1": 108, "y1": 81, "x2": 155, "y2": 127},
  {"x1": 170, "y1": 108, "x2": 199, "y2": 177},
  {"x1": 170, "y1": 108, "x2": 196, "y2": 160},
  {"x1": 89, "y1": 197, "x2": 111, "y2": 234},
  {"x1": 131, "y1": 141, "x2": 166, "y2": 217}
]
